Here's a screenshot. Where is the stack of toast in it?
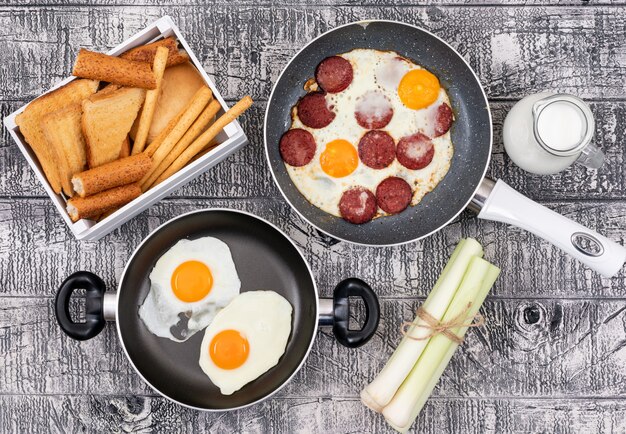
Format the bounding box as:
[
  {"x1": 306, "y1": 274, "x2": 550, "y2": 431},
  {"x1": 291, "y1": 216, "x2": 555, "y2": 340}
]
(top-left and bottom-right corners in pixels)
[{"x1": 15, "y1": 37, "x2": 252, "y2": 223}]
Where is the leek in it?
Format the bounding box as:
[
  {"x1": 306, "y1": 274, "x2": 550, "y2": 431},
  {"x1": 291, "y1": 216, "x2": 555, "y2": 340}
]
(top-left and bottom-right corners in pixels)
[
  {"x1": 382, "y1": 258, "x2": 501, "y2": 433},
  {"x1": 361, "y1": 238, "x2": 484, "y2": 412}
]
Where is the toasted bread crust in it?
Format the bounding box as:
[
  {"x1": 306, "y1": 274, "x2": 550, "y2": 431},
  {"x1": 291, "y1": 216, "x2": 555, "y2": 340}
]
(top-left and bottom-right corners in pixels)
[
  {"x1": 66, "y1": 183, "x2": 141, "y2": 221},
  {"x1": 72, "y1": 153, "x2": 151, "y2": 197},
  {"x1": 15, "y1": 79, "x2": 99, "y2": 194},
  {"x1": 97, "y1": 83, "x2": 122, "y2": 97},
  {"x1": 73, "y1": 49, "x2": 157, "y2": 89},
  {"x1": 119, "y1": 136, "x2": 131, "y2": 158},
  {"x1": 121, "y1": 37, "x2": 189, "y2": 67}
]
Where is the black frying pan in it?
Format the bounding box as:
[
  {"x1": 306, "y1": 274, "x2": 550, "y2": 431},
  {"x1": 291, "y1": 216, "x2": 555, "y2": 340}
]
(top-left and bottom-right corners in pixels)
[
  {"x1": 55, "y1": 209, "x2": 380, "y2": 410},
  {"x1": 265, "y1": 20, "x2": 626, "y2": 277},
  {"x1": 265, "y1": 20, "x2": 491, "y2": 246}
]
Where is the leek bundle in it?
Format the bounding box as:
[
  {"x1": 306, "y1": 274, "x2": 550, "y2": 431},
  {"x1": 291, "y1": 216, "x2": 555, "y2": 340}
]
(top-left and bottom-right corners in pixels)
[
  {"x1": 361, "y1": 238, "x2": 484, "y2": 411},
  {"x1": 360, "y1": 238, "x2": 500, "y2": 433}
]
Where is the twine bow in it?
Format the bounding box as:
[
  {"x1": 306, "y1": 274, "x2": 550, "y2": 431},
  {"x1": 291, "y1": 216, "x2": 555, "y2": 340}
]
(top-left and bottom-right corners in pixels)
[{"x1": 400, "y1": 302, "x2": 485, "y2": 344}]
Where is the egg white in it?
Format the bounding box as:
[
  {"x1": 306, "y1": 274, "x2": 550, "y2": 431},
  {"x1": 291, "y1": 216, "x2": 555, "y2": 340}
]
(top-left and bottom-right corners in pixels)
[
  {"x1": 199, "y1": 291, "x2": 293, "y2": 395},
  {"x1": 286, "y1": 48, "x2": 454, "y2": 218},
  {"x1": 138, "y1": 237, "x2": 241, "y2": 342}
]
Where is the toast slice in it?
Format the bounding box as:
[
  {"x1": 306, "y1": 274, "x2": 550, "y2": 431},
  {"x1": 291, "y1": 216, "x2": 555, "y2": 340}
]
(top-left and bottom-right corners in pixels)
[
  {"x1": 15, "y1": 79, "x2": 99, "y2": 193},
  {"x1": 82, "y1": 87, "x2": 145, "y2": 168},
  {"x1": 41, "y1": 104, "x2": 87, "y2": 196}
]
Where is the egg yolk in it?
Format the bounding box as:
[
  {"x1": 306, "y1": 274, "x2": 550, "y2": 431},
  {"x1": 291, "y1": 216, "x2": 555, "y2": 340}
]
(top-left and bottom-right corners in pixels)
[
  {"x1": 210, "y1": 329, "x2": 250, "y2": 370},
  {"x1": 398, "y1": 69, "x2": 440, "y2": 110},
  {"x1": 171, "y1": 260, "x2": 213, "y2": 302},
  {"x1": 320, "y1": 139, "x2": 358, "y2": 177}
]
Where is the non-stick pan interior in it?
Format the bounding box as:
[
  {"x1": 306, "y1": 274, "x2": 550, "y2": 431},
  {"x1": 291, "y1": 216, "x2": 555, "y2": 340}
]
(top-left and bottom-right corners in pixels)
[
  {"x1": 117, "y1": 210, "x2": 317, "y2": 410},
  {"x1": 266, "y1": 21, "x2": 492, "y2": 245}
]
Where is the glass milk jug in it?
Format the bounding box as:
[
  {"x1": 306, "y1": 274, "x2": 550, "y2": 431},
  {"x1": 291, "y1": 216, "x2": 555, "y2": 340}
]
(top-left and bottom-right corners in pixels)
[{"x1": 502, "y1": 93, "x2": 604, "y2": 175}]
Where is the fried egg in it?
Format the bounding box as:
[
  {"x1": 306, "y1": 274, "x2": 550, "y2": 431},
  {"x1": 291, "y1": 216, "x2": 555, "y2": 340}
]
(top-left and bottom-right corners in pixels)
[
  {"x1": 198, "y1": 291, "x2": 293, "y2": 395},
  {"x1": 282, "y1": 49, "x2": 454, "y2": 219},
  {"x1": 138, "y1": 237, "x2": 241, "y2": 342}
]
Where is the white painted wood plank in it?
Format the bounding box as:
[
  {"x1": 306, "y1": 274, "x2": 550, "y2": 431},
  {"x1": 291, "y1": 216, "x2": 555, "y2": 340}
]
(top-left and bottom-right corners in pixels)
[
  {"x1": 4, "y1": 0, "x2": 625, "y2": 6},
  {"x1": 0, "y1": 198, "x2": 624, "y2": 299},
  {"x1": 1, "y1": 6, "x2": 626, "y2": 101},
  {"x1": 2, "y1": 295, "x2": 626, "y2": 397},
  {"x1": 0, "y1": 394, "x2": 625, "y2": 433}
]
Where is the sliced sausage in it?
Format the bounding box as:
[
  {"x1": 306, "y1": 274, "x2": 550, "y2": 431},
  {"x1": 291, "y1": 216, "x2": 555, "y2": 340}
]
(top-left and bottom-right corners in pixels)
[
  {"x1": 279, "y1": 129, "x2": 316, "y2": 167},
  {"x1": 433, "y1": 102, "x2": 453, "y2": 137},
  {"x1": 354, "y1": 91, "x2": 394, "y2": 129},
  {"x1": 358, "y1": 130, "x2": 396, "y2": 169},
  {"x1": 376, "y1": 177, "x2": 412, "y2": 214},
  {"x1": 339, "y1": 187, "x2": 377, "y2": 224},
  {"x1": 315, "y1": 56, "x2": 353, "y2": 93},
  {"x1": 297, "y1": 92, "x2": 335, "y2": 129},
  {"x1": 396, "y1": 133, "x2": 435, "y2": 170}
]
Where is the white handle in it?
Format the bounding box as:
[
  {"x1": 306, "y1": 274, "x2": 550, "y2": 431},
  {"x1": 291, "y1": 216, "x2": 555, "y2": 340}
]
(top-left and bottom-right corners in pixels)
[{"x1": 477, "y1": 180, "x2": 626, "y2": 278}]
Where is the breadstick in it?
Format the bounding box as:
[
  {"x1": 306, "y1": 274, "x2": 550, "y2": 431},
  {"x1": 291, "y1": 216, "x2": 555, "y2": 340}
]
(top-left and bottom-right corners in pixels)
[
  {"x1": 142, "y1": 82, "x2": 207, "y2": 157},
  {"x1": 143, "y1": 111, "x2": 183, "y2": 157},
  {"x1": 189, "y1": 142, "x2": 219, "y2": 164},
  {"x1": 151, "y1": 96, "x2": 252, "y2": 188},
  {"x1": 72, "y1": 153, "x2": 152, "y2": 197},
  {"x1": 97, "y1": 207, "x2": 119, "y2": 222},
  {"x1": 184, "y1": 138, "x2": 219, "y2": 166},
  {"x1": 144, "y1": 99, "x2": 220, "y2": 188},
  {"x1": 66, "y1": 184, "x2": 141, "y2": 222},
  {"x1": 132, "y1": 46, "x2": 169, "y2": 154},
  {"x1": 139, "y1": 86, "x2": 212, "y2": 190},
  {"x1": 73, "y1": 49, "x2": 157, "y2": 89}
]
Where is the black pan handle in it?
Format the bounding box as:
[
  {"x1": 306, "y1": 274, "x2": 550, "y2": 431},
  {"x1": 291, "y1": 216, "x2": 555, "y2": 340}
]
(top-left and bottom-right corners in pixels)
[
  {"x1": 320, "y1": 278, "x2": 380, "y2": 348},
  {"x1": 55, "y1": 271, "x2": 107, "y2": 341}
]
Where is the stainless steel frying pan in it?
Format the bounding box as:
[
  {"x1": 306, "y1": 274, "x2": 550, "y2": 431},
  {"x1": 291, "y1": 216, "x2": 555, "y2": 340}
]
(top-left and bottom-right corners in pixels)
[{"x1": 264, "y1": 20, "x2": 626, "y2": 277}]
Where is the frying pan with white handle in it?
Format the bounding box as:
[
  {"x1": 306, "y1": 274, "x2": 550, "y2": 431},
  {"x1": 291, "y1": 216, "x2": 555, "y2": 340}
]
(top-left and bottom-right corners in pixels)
[{"x1": 264, "y1": 20, "x2": 626, "y2": 277}]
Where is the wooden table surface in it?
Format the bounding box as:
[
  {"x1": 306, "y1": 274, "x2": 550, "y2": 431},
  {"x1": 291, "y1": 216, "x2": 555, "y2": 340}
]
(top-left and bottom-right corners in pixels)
[{"x1": 2, "y1": 1, "x2": 626, "y2": 433}]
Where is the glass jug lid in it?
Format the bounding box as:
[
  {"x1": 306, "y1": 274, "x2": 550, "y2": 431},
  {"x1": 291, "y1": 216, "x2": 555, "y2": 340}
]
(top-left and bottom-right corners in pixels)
[{"x1": 532, "y1": 94, "x2": 595, "y2": 157}]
